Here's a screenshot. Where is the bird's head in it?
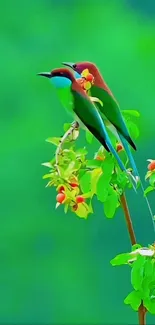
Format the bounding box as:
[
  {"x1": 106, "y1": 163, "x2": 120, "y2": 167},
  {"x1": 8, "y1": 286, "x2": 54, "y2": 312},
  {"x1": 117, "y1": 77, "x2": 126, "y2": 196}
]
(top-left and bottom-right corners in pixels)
[
  {"x1": 62, "y1": 61, "x2": 96, "y2": 76},
  {"x1": 37, "y1": 68, "x2": 75, "y2": 80},
  {"x1": 37, "y1": 68, "x2": 75, "y2": 88}
]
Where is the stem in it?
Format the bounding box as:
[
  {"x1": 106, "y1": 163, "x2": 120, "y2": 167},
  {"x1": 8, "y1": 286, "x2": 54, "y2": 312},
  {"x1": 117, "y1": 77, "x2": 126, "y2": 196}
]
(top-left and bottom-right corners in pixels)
[
  {"x1": 120, "y1": 193, "x2": 136, "y2": 245},
  {"x1": 138, "y1": 304, "x2": 146, "y2": 325},
  {"x1": 55, "y1": 121, "x2": 79, "y2": 176},
  {"x1": 120, "y1": 193, "x2": 147, "y2": 325}
]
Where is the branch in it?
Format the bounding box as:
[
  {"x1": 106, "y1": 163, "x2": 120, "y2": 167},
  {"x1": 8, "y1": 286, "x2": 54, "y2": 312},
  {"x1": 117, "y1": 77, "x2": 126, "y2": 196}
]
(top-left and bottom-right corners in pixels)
[
  {"x1": 55, "y1": 121, "x2": 79, "y2": 176},
  {"x1": 120, "y1": 193, "x2": 136, "y2": 245},
  {"x1": 120, "y1": 193, "x2": 147, "y2": 325},
  {"x1": 138, "y1": 303, "x2": 147, "y2": 325}
]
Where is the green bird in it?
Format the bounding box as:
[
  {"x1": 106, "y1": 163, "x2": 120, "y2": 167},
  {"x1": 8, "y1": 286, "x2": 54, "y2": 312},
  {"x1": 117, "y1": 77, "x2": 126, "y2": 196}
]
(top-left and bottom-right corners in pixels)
[
  {"x1": 62, "y1": 62, "x2": 138, "y2": 175},
  {"x1": 38, "y1": 67, "x2": 136, "y2": 189},
  {"x1": 62, "y1": 61, "x2": 155, "y2": 229}
]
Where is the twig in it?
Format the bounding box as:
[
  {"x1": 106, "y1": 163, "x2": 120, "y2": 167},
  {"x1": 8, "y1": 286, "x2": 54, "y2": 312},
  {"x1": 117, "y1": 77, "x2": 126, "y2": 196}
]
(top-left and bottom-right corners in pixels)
[
  {"x1": 120, "y1": 193, "x2": 147, "y2": 325},
  {"x1": 120, "y1": 193, "x2": 136, "y2": 245},
  {"x1": 138, "y1": 303, "x2": 147, "y2": 325},
  {"x1": 55, "y1": 121, "x2": 79, "y2": 176}
]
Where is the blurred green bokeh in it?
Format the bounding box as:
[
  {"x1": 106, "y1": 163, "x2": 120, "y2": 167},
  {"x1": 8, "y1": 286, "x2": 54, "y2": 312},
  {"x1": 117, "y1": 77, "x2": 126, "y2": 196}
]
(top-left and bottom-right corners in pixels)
[{"x1": 1, "y1": 0, "x2": 155, "y2": 323}]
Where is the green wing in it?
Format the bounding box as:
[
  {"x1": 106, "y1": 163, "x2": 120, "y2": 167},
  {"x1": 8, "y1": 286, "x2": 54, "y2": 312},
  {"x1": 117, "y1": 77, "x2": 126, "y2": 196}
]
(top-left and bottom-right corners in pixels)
[
  {"x1": 90, "y1": 85, "x2": 136, "y2": 150},
  {"x1": 71, "y1": 89, "x2": 112, "y2": 151}
]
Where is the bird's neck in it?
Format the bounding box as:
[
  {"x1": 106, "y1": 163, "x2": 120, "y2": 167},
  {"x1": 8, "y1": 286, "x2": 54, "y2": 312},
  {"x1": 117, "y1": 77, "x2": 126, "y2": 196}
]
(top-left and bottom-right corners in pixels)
[{"x1": 92, "y1": 66, "x2": 116, "y2": 99}]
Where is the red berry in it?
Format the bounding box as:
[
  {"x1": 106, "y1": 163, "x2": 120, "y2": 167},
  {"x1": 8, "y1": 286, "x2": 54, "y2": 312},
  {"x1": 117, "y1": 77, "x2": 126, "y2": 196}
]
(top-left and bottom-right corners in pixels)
[
  {"x1": 148, "y1": 161, "x2": 155, "y2": 171},
  {"x1": 58, "y1": 186, "x2": 65, "y2": 193},
  {"x1": 76, "y1": 196, "x2": 85, "y2": 204},
  {"x1": 56, "y1": 193, "x2": 66, "y2": 204},
  {"x1": 86, "y1": 73, "x2": 94, "y2": 82},
  {"x1": 117, "y1": 143, "x2": 123, "y2": 152},
  {"x1": 70, "y1": 183, "x2": 78, "y2": 188}
]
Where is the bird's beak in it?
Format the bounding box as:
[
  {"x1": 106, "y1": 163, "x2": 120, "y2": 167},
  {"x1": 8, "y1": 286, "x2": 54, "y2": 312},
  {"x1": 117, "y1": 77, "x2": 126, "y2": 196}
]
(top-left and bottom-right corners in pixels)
[
  {"x1": 62, "y1": 62, "x2": 75, "y2": 69},
  {"x1": 37, "y1": 72, "x2": 51, "y2": 78}
]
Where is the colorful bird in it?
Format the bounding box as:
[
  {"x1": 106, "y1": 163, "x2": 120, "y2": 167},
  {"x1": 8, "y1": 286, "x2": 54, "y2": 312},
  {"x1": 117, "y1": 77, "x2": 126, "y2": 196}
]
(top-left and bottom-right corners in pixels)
[
  {"x1": 62, "y1": 61, "x2": 138, "y2": 178},
  {"x1": 38, "y1": 67, "x2": 136, "y2": 190},
  {"x1": 62, "y1": 61, "x2": 155, "y2": 228}
]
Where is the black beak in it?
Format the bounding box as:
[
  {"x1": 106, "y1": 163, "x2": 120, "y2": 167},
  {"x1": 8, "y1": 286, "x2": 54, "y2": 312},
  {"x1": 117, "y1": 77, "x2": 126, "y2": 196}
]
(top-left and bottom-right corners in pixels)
[
  {"x1": 37, "y1": 72, "x2": 51, "y2": 78},
  {"x1": 62, "y1": 62, "x2": 75, "y2": 69}
]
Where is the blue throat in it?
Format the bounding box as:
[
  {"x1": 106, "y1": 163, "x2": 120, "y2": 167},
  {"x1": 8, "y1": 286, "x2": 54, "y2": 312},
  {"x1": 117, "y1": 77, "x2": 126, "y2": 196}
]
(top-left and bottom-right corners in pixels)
[{"x1": 50, "y1": 71, "x2": 81, "y2": 88}]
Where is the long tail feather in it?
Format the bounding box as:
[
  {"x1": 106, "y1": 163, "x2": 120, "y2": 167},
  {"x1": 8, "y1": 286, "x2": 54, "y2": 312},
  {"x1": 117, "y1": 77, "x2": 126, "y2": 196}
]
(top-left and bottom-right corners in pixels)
[
  {"x1": 119, "y1": 134, "x2": 139, "y2": 177},
  {"x1": 105, "y1": 139, "x2": 137, "y2": 192},
  {"x1": 105, "y1": 123, "x2": 137, "y2": 191}
]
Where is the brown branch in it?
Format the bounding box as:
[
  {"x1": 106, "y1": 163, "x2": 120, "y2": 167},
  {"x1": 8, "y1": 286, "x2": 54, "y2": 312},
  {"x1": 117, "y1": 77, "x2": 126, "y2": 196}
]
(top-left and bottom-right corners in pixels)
[
  {"x1": 138, "y1": 303, "x2": 147, "y2": 325},
  {"x1": 120, "y1": 193, "x2": 136, "y2": 245},
  {"x1": 120, "y1": 193, "x2": 147, "y2": 325}
]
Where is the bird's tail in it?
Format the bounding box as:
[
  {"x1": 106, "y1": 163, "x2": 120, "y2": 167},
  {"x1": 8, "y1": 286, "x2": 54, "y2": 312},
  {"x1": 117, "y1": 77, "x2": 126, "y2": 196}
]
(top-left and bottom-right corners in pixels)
[
  {"x1": 119, "y1": 134, "x2": 155, "y2": 234},
  {"x1": 119, "y1": 134, "x2": 139, "y2": 178},
  {"x1": 106, "y1": 139, "x2": 137, "y2": 192}
]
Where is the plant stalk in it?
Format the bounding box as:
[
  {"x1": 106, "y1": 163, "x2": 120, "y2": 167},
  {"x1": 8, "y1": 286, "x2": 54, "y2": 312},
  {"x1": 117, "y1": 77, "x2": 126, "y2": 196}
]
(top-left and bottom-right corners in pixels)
[
  {"x1": 55, "y1": 121, "x2": 79, "y2": 176},
  {"x1": 138, "y1": 303, "x2": 147, "y2": 325},
  {"x1": 120, "y1": 193, "x2": 136, "y2": 245},
  {"x1": 120, "y1": 193, "x2": 146, "y2": 325}
]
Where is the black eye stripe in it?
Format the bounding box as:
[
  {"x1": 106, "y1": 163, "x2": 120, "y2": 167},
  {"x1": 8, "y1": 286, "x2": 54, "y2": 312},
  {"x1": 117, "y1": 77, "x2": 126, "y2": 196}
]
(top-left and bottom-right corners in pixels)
[{"x1": 73, "y1": 64, "x2": 77, "y2": 69}]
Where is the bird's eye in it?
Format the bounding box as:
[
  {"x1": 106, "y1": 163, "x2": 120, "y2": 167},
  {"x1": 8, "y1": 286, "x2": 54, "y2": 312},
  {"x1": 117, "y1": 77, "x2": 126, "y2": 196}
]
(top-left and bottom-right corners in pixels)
[{"x1": 73, "y1": 64, "x2": 77, "y2": 69}]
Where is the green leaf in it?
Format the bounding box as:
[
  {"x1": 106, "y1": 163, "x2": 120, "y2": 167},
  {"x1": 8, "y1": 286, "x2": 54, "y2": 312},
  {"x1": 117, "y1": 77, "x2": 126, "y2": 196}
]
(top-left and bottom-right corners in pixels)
[
  {"x1": 82, "y1": 192, "x2": 92, "y2": 199},
  {"x1": 63, "y1": 149, "x2": 76, "y2": 161},
  {"x1": 96, "y1": 157, "x2": 114, "y2": 202},
  {"x1": 64, "y1": 160, "x2": 81, "y2": 178},
  {"x1": 144, "y1": 258, "x2": 154, "y2": 278},
  {"x1": 141, "y1": 276, "x2": 151, "y2": 299},
  {"x1": 132, "y1": 244, "x2": 142, "y2": 251},
  {"x1": 149, "y1": 173, "x2": 155, "y2": 187},
  {"x1": 76, "y1": 147, "x2": 88, "y2": 156},
  {"x1": 104, "y1": 188, "x2": 118, "y2": 218},
  {"x1": 124, "y1": 291, "x2": 142, "y2": 311},
  {"x1": 86, "y1": 159, "x2": 103, "y2": 168},
  {"x1": 122, "y1": 110, "x2": 140, "y2": 118},
  {"x1": 42, "y1": 173, "x2": 54, "y2": 179},
  {"x1": 64, "y1": 204, "x2": 69, "y2": 214},
  {"x1": 110, "y1": 252, "x2": 132, "y2": 266},
  {"x1": 102, "y1": 155, "x2": 114, "y2": 176},
  {"x1": 127, "y1": 121, "x2": 139, "y2": 139},
  {"x1": 96, "y1": 173, "x2": 110, "y2": 202},
  {"x1": 91, "y1": 168, "x2": 102, "y2": 195},
  {"x1": 80, "y1": 171, "x2": 92, "y2": 193},
  {"x1": 143, "y1": 297, "x2": 155, "y2": 314},
  {"x1": 131, "y1": 255, "x2": 146, "y2": 290},
  {"x1": 88, "y1": 199, "x2": 93, "y2": 213},
  {"x1": 85, "y1": 130, "x2": 94, "y2": 144},
  {"x1": 42, "y1": 162, "x2": 53, "y2": 168},
  {"x1": 63, "y1": 123, "x2": 71, "y2": 132},
  {"x1": 116, "y1": 172, "x2": 128, "y2": 189},
  {"x1": 46, "y1": 137, "x2": 61, "y2": 146},
  {"x1": 75, "y1": 202, "x2": 90, "y2": 219},
  {"x1": 145, "y1": 170, "x2": 152, "y2": 180},
  {"x1": 144, "y1": 186, "x2": 155, "y2": 196}
]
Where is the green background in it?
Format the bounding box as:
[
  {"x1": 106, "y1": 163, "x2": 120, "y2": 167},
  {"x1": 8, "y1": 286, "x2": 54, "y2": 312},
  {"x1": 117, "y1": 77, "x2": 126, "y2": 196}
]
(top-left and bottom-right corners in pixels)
[{"x1": 1, "y1": 0, "x2": 155, "y2": 323}]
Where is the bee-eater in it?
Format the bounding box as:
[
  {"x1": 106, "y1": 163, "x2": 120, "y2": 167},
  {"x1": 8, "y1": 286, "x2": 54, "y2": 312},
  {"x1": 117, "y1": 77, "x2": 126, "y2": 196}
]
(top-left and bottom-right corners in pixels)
[
  {"x1": 38, "y1": 67, "x2": 136, "y2": 189},
  {"x1": 62, "y1": 62, "x2": 138, "y2": 166},
  {"x1": 62, "y1": 61, "x2": 155, "y2": 230}
]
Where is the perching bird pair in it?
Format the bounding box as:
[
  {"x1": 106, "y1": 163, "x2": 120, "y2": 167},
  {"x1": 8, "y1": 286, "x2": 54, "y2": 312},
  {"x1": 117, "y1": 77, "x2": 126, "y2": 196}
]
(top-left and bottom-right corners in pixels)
[
  {"x1": 38, "y1": 60, "x2": 155, "y2": 231},
  {"x1": 38, "y1": 61, "x2": 139, "y2": 189}
]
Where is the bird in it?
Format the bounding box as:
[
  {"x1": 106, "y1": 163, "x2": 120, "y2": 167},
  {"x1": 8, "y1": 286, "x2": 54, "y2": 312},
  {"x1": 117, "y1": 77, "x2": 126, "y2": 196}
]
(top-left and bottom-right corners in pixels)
[
  {"x1": 37, "y1": 67, "x2": 136, "y2": 190},
  {"x1": 62, "y1": 61, "x2": 155, "y2": 231},
  {"x1": 62, "y1": 61, "x2": 138, "y2": 178}
]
